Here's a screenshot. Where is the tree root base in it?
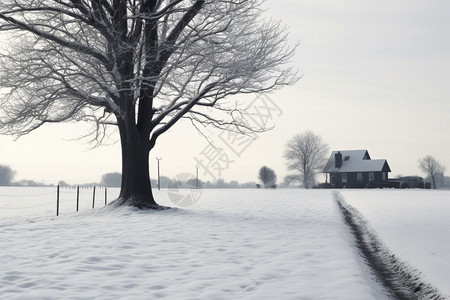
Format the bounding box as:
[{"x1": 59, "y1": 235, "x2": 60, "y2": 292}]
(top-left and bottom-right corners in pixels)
[{"x1": 109, "y1": 197, "x2": 171, "y2": 211}]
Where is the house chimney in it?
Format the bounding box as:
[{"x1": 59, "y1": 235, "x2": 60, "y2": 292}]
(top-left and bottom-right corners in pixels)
[{"x1": 335, "y1": 151, "x2": 343, "y2": 168}]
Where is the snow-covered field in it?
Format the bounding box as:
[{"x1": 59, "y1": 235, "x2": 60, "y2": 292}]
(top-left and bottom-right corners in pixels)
[{"x1": 0, "y1": 187, "x2": 448, "y2": 299}]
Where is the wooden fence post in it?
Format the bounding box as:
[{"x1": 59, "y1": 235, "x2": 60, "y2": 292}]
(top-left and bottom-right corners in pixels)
[
  {"x1": 92, "y1": 186, "x2": 96, "y2": 209},
  {"x1": 105, "y1": 188, "x2": 107, "y2": 205},
  {"x1": 76, "y1": 186, "x2": 80, "y2": 212},
  {"x1": 56, "y1": 185, "x2": 60, "y2": 216}
]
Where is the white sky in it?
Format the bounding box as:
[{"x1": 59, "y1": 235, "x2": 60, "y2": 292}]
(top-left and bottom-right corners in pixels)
[{"x1": 1, "y1": 0, "x2": 449, "y2": 185}]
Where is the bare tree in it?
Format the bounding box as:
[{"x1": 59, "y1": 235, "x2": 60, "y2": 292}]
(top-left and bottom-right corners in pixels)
[
  {"x1": 284, "y1": 131, "x2": 329, "y2": 189},
  {"x1": 258, "y1": 166, "x2": 277, "y2": 189},
  {"x1": 0, "y1": 1, "x2": 297, "y2": 208},
  {"x1": 101, "y1": 172, "x2": 122, "y2": 188},
  {"x1": 0, "y1": 164, "x2": 16, "y2": 186},
  {"x1": 419, "y1": 155, "x2": 446, "y2": 189}
]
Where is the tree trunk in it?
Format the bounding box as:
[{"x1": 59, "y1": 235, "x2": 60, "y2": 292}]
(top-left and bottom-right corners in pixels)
[
  {"x1": 303, "y1": 173, "x2": 308, "y2": 189},
  {"x1": 431, "y1": 174, "x2": 436, "y2": 189},
  {"x1": 109, "y1": 117, "x2": 164, "y2": 209}
]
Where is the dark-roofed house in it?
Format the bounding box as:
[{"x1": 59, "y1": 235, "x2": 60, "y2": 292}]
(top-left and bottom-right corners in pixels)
[{"x1": 323, "y1": 150, "x2": 391, "y2": 188}]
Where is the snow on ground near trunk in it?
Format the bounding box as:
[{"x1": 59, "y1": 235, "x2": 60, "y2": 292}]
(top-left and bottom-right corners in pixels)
[
  {"x1": 340, "y1": 189, "x2": 450, "y2": 298},
  {"x1": 0, "y1": 189, "x2": 385, "y2": 299}
]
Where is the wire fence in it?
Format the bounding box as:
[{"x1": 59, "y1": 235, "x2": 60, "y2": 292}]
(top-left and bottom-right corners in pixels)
[{"x1": 0, "y1": 186, "x2": 121, "y2": 218}]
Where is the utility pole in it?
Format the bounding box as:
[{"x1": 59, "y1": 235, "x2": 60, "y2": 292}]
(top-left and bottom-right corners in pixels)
[
  {"x1": 196, "y1": 165, "x2": 199, "y2": 189},
  {"x1": 156, "y1": 157, "x2": 162, "y2": 190}
]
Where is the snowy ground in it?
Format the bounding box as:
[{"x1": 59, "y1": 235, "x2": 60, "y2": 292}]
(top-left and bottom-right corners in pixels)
[
  {"x1": 0, "y1": 188, "x2": 448, "y2": 299},
  {"x1": 340, "y1": 189, "x2": 450, "y2": 298}
]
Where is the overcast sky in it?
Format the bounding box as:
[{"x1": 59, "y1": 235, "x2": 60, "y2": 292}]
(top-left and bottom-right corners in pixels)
[{"x1": 1, "y1": 0, "x2": 449, "y2": 185}]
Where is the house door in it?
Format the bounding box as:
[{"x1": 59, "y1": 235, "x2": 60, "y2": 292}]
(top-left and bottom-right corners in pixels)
[{"x1": 330, "y1": 176, "x2": 335, "y2": 185}]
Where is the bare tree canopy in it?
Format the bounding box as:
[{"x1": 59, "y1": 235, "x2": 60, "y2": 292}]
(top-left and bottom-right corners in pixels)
[
  {"x1": 284, "y1": 131, "x2": 329, "y2": 189},
  {"x1": 419, "y1": 155, "x2": 446, "y2": 189},
  {"x1": 0, "y1": 1, "x2": 297, "y2": 208},
  {"x1": 101, "y1": 172, "x2": 122, "y2": 188},
  {"x1": 0, "y1": 164, "x2": 16, "y2": 186},
  {"x1": 258, "y1": 166, "x2": 277, "y2": 189}
]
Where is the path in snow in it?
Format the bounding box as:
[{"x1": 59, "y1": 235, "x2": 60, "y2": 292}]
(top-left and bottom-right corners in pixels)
[
  {"x1": 340, "y1": 189, "x2": 450, "y2": 299},
  {"x1": 336, "y1": 192, "x2": 445, "y2": 300},
  {"x1": 1, "y1": 189, "x2": 389, "y2": 299}
]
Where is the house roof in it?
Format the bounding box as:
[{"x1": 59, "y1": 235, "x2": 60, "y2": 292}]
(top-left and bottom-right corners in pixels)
[{"x1": 323, "y1": 150, "x2": 391, "y2": 173}]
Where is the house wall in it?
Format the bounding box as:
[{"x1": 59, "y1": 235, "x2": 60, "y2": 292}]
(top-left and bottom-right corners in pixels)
[{"x1": 330, "y1": 171, "x2": 389, "y2": 188}]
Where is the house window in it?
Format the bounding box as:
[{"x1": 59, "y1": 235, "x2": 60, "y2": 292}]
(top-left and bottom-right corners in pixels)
[
  {"x1": 382, "y1": 172, "x2": 386, "y2": 181},
  {"x1": 369, "y1": 172, "x2": 374, "y2": 181},
  {"x1": 357, "y1": 173, "x2": 363, "y2": 181},
  {"x1": 342, "y1": 173, "x2": 347, "y2": 183}
]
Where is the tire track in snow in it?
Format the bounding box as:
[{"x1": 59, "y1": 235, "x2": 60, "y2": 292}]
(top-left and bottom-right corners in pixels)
[{"x1": 335, "y1": 191, "x2": 446, "y2": 300}]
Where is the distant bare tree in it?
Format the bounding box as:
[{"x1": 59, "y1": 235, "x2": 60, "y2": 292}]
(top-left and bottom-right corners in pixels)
[
  {"x1": 58, "y1": 181, "x2": 71, "y2": 187},
  {"x1": 284, "y1": 131, "x2": 329, "y2": 188},
  {"x1": 0, "y1": 1, "x2": 297, "y2": 208},
  {"x1": 419, "y1": 155, "x2": 446, "y2": 189},
  {"x1": 101, "y1": 172, "x2": 122, "y2": 188},
  {"x1": 0, "y1": 164, "x2": 16, "y2": 186},
  {"x1": 258, "y1": 166, "x2": 277, "y2": 189}
]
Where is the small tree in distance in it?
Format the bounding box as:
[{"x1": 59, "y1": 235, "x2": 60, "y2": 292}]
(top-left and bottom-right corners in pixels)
[
  {"x1": 0, "y1": 165, "x2": 16, "y2": 186},
  {"x1": 419, "y1": 155, "x2": 446, "y2": 189},
  {"x1": 101, "y1": 172, "x2": 122, "y2": 188},
  {"x1": 258, "y1": 166, "x2": 277, "y2": 189},
  {"x1": 284, "y1": 131, "x2": 329, "y2": 189}
]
